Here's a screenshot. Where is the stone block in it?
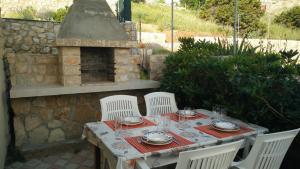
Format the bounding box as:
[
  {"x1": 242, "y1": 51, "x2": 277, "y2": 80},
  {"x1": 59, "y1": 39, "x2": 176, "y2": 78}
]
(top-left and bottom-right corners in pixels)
[
  {"x1": 35, "y1": 55, "x2": 57, "y2": 64},
  {"x1": 11, "y1": 23, "x2": 21, "y2": 31},
  {"x1": 48, "y1": 120, "x2": 62, "y2": 129},
  {"x1": 44, "y1": 75, "x2": 58, "y2": 84},
  {"x1": 74, "y1": 104, "x2": 96, "y2": 123},
  {"x1": 32, "y1": 97, "x2": 47, "y2": 107},
  {"x1": 33, "y1": 65, "x2": 47, "y2": 74},
  {"x1": 62, "y1": 65, "x2": 80, "y2": 75},
  {"x1": 11, "y1": 99, "x2": 31, "y2": 115},
  {"x1": 29, "y1": 126, "x2": 49, "y2": 144},
  {"x1": 62, "y1": 55, "x2": 80, "y2": 65},
  {"x1": 60, "y1": 47, "x2": 80, "y2": 57},
  {"x1": 6, "y1": 52, "x2": 16, "y2": 64},
  {"x1": 61, "y1": 75, "x2": 81, "y2": 86},
  {"x1": 40, "y1": 46, "x2": 51, "y2": 54},
  {"x1": 46, "y1": 65, "x2": 58, "y2": 75},
  {"x1": 15, "y1": 63, "x2": 28, "y2": 73},
  {"x1": 63, "y1": 121, "x2": 82, "y2": 138},
  {"x1": 54, "y1": 107, "x2": 70, "y2": 120},
  {"x1": 114, "y1": 48, "x2": 131, "y2": 56},
  {"x1": 14, "y1": 117, "x2": 26, "y2": 147},
  {"x1": 48, "y1": 128, "x2": 65, "y2": 143},
  {"x1": 34, "y1": 75, "x2": 44, "y2": 83},
  {"x1": 25, "y1": 115, "x2": 42, "y2": 131}
]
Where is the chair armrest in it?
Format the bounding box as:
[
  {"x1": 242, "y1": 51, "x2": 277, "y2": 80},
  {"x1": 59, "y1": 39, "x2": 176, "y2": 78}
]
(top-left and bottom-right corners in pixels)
[{"x1": 136, "y1": 158, "x2": 151, "y2": 169}]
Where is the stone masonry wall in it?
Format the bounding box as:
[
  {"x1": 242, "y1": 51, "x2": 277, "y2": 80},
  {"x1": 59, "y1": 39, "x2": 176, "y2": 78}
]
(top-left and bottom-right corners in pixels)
[
  {"x1": 146, "y1": 54, "x2": 168, "y2": 81},
  {"x1": 12, "y1": 89, "x2": 154, "y2": 149},
  {"x1": 2, "y1": 19, "x2": 60, "y2": 86}
]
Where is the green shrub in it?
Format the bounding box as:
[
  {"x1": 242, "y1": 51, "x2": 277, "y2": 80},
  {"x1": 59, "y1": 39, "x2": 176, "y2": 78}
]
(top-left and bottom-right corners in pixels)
[
  {"x1": 180, "y1": 0, "x2": 205, "y2": 9},
  {"x1": 7, "y1": 6, "x2": 38, "y2": 20},
  {"x1": 274, "y1": 6, "x2": 300, "y2": 29},
  {"x1": 51, "y1": 6, "x2": 69, "y2": 22},
  {"x1": 200, "y1": 0, "x2": 266, "y2": 36},
  {"x1": 160, "y1": 37, "x2": 300, "y2": 132},
  {"x1": 132, "y1": 0, "x2": 145, "y2": 3}
]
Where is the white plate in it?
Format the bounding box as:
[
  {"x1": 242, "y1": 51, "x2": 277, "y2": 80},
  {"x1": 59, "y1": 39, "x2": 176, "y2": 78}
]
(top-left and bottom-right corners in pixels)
[
  {"x1": 142, "y1": 131, "x2": 173, "y2": 145},
  {"x1": 120, "y1": 116, "x2": 144, "y2": 126},
  {"x1": 176, "y1": 110, "x2": 197, "y2": 117},
  {"x1": 212, "y1": 120, "x2": 240, "y2": 132}
]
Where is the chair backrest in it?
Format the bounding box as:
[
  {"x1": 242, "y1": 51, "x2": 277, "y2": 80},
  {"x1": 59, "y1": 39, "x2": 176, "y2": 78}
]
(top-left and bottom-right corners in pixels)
[
  {"x1": 144, "y1": 92, "x2": 178, "y2": 116},
  {"x1": 242, "y1": 128, "x2": 300, "y2": 169},
  {"x1": 175, "y1": 140, "x2": 244, "y2": 169},
  {"x1": 100, "y1": 95, "x2": 141, "y2": 121}
]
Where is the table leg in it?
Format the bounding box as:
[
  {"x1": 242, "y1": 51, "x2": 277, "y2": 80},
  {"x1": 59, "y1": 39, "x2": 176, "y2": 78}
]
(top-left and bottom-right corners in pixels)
[{"x1": 94, "y1": 146, "x2": 101, "y2": 169}]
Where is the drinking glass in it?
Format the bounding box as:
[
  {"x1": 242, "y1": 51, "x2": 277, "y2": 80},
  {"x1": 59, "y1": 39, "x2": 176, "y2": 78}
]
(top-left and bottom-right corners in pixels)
[
  {"x1": 114, "y1": 117, "x2": 122, "y2": 139},
  {"x1": 219, "y1": 106, "x2": 227, "y2": 120},
  {"x1": 162, "y1": 115, "x2": 171, "y2": 132},
  {"x1": 212, "y1": 105, "x2": 221, "y2": 120}
]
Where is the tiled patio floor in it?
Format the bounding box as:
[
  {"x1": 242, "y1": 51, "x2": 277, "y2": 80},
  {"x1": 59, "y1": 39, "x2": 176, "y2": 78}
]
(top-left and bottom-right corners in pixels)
[{"x1": 5, "y1": 145, "x2": 94, "y2": 169}]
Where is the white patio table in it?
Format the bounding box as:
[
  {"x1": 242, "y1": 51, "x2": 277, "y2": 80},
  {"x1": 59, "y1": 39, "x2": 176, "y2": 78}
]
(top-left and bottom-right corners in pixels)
[{"x1": 82, "y1": 109, "x2": 268, "y2": 169}]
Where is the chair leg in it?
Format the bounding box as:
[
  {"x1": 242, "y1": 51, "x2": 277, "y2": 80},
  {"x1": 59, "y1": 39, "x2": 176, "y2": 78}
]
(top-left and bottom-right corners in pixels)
[{"x1": 94, "y1": 146, "x2": 101, "y2": 169}]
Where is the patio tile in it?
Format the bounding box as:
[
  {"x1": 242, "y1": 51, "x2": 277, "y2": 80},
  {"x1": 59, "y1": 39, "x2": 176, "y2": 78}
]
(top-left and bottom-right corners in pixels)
[
  {"x1": 11, "y1": 162, "x2": 24, "y2": 169},
  {"x1": 61, "y1": 153, "x2": 74, "y2": 160},
  {"x1": 43, "y1": 155, "x2": 61, "y2": 163},
  {"x1": 54, "y1": 159, "x2": 68, "y2": 167},
  {"x1": 34, "y1": 163, "x2": 50, "y2": 169},
  {"x1": 64, "y1": 163, "x2": 79, "y2": 169},
  {"x1": 82, "y1": 159, "x2": 93, "y2": 168},
  {"x1": 24, "y1": 159, "x2": 42, "y2": 168}
]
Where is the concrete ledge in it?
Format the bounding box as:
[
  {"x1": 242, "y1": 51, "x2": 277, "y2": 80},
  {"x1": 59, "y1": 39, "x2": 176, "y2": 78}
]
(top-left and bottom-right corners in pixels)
[
  {"x1": 56, "y1": 38, "x2": 137, "y2": 48},
  {"x1": 10, "y1": 80, "x2": 160, "y2": 98}
]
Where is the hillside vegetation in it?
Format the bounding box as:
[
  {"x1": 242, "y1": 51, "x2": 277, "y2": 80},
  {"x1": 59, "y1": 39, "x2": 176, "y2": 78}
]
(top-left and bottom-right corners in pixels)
[
  {"x1": 132, "y1": 3, "x2": 231, "y2": 37},
  {"x1": 132, "y1": 2, "x2": 300, "y2": 40}
]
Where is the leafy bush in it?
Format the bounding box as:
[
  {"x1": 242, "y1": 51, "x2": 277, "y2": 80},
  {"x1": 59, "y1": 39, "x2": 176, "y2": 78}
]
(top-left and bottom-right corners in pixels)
[
  {"x1": 180, "y1": 0, "x2": 205, "y2": 9},
  {"x1": 7, "y1": 6, "x2": 38, "y2": 20},
  {"x1": 51, "y1": 6, "x2": 69, "y2": 22},
  {"x1": 160, "y1": 37, "x2": 300, "y2": 132},
  {"x1": 274, "y1": 6, "x2": 300, "y2": 29},
  {"x1": 132, "y1": 0, "x2": 145, "y2": 3},
  {"x1": 200, "y1": 0, "x2": 266, "y2": 36}
]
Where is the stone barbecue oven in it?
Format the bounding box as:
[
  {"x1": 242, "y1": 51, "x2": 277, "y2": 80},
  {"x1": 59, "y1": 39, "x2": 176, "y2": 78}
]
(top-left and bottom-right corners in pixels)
[
  {"x1": 56, "y1": 0, "x2": 137, "y2": 85},
  {"x1": 3, "y1": 0, "x2": 159, "y2": 149}
]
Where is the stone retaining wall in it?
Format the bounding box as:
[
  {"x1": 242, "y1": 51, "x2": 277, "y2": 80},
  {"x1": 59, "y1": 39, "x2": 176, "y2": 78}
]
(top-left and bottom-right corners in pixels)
[
  {"x1": 12, "y1": 89, "x2": 153, "y2": 149},
  {"x1": 2, "y1": 19, "x2": 60, "y2": 86}
]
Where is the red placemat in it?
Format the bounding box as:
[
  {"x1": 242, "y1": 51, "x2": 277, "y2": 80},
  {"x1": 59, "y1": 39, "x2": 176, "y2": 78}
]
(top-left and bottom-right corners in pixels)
[
  {"x1": 104, "y1": 118, "x2": 156, "y2": 131},
  {"x1": 125, "y1": 132, "x2": 193, "y2": 153},
  {"x1": 164, "y1": 112, "x2": 208, "y2": 122},
  {"x1": 194, "y1": 125, "x2": 254, "y2": 138}
]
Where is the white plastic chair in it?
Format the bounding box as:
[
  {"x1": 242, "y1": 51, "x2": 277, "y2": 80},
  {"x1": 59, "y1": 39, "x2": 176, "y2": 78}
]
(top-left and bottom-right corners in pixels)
[
  {"x1": 100, "y1": 95, "x2": 141, "y2": 121},
  {"x1": 144, "y1": 92, "x2": 179, "y2": 116},
  {"x1": 231, "y1": 128, "x2": 300, "y2": 169},
  {"x1": 175, "y1": 140, "x2": 244, "y2": 169}
]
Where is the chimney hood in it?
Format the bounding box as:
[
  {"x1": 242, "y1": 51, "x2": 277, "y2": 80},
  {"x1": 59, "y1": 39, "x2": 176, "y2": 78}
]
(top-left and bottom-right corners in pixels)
[{"x1": 56, "y1": 0, "x2": 136, "y2": 48}]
